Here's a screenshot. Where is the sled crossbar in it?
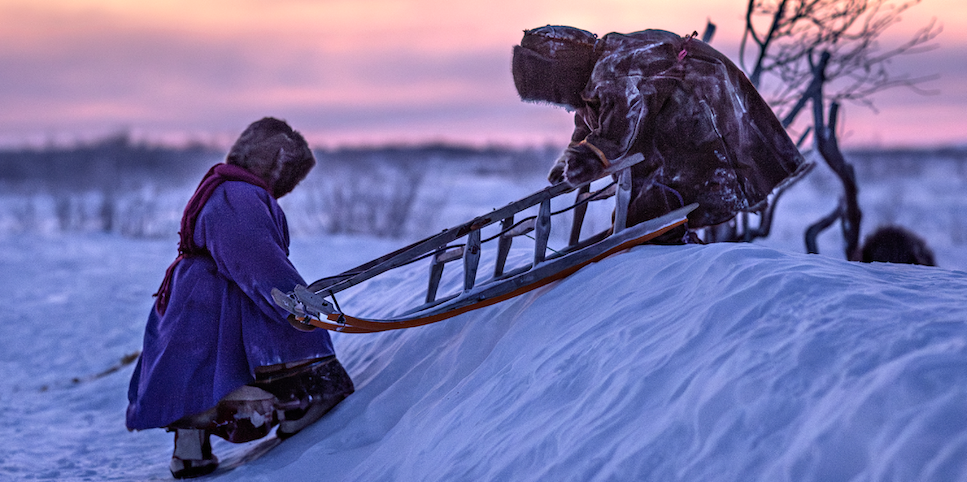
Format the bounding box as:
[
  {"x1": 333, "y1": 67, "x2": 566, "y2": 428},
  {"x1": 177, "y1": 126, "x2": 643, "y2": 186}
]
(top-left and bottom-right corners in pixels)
[{"x1": 273, "y1": 153, "x2": 698, "y2": 333}]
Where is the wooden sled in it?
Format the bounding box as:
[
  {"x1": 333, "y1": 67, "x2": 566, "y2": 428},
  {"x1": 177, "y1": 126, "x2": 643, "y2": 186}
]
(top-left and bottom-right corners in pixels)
[{"x1": 273, "y1": 153, "x2": 697, "y2": 333}]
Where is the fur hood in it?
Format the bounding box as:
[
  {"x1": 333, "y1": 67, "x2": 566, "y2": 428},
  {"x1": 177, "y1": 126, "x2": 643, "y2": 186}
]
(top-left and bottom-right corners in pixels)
[
  {"x1": 226, "y1": 117, "x2": 315, "y2": 198},
  {"x1": 512, "y1": 25, "x2": 599, "y2": 109}
]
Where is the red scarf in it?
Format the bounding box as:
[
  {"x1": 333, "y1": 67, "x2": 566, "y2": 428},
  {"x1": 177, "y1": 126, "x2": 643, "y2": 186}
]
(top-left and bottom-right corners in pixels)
[{"x1": 154, "y1": 163, "x2": 271, "y2": 315}]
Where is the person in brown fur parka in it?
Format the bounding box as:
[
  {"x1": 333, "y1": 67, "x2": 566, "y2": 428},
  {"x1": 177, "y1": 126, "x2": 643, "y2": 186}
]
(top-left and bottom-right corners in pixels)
[{"x1": 513, "y1": 26, "x2": 807, "y2": 241}]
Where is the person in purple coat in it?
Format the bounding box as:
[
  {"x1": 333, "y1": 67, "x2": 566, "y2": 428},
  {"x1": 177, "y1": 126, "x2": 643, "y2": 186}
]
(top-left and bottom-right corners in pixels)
[{"x1": 126, "y1": 118, "x2": 353, "y2": 479}]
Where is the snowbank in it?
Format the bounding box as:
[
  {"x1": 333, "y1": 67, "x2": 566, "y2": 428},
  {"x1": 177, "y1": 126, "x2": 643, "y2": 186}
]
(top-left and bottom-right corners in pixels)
[
  {"x1": 3, "y1": 234, "x2": 966, "y2": 481},
  {"x1": 224, "y1": 242, "x2": 967, "y2": 481}
]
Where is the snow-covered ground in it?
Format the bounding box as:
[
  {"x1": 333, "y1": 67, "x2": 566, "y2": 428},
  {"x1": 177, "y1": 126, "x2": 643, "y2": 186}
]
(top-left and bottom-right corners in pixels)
[{"x1": 2, "y1": 150, "x2": 967, "y2": 480}]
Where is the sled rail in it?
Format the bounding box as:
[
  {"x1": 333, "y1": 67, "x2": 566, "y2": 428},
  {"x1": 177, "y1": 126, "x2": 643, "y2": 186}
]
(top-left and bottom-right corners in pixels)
[
  {"x1": 306, "y1": 153, "x2": 644, "y2": 296},
  {"x1": 273, "y1": 153, "x2": 698, "y2": 332}
]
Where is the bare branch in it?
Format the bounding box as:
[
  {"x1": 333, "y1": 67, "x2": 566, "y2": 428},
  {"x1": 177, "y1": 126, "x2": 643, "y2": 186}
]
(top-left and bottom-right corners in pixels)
[
  {"x1": 701, "y1": 20, "x2": 717, "y2": 43},
  {"x1": 742, "y1": 0, "x2": 941, "y2": 110}
]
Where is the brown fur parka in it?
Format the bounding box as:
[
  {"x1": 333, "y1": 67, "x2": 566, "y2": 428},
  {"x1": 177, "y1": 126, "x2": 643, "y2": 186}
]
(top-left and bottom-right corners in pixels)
[{"x1": 514, "y1": 27, "x2": 806, "y2": 230}]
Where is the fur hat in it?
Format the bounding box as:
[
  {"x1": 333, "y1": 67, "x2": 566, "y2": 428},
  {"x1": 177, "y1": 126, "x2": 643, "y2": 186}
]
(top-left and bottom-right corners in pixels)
[
  {"x1": 226, "y1": 117, "x2": 315, "y2": 198},
  {"x1": 512, "y1": 26, "x2": 599, "y2": 109}
]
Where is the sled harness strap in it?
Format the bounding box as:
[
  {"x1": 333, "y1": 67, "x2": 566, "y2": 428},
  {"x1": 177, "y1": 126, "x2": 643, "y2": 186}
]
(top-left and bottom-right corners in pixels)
[{"x1": 579, "y1": 140, "x2": 610, "y2": 168}]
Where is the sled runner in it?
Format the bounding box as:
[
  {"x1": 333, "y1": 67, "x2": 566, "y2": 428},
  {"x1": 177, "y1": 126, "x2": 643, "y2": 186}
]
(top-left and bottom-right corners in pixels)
[{"x1": 273, "y1": 153, "x2": 697, "y2": 333}]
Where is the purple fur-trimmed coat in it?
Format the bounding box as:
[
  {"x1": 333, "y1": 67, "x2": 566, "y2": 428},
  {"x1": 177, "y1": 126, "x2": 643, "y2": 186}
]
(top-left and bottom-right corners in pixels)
[{"x1": 126, "y1": 181, "x2": 334, "y2": 430}]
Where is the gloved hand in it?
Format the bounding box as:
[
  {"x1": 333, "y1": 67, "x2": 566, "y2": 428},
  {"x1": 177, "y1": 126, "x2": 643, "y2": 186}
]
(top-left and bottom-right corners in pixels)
[
  {"x1": 547, "y1": 141, "x2": 607, "y2": 187},
  {"x1": 547, "y1": 156, "x2": 567, "y2": 184}
]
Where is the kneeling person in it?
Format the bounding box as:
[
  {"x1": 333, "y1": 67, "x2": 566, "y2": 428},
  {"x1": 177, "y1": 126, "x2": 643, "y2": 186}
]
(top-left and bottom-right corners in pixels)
[{"x1": 126, "y1": 118, "x2": 354, "y2": 479}]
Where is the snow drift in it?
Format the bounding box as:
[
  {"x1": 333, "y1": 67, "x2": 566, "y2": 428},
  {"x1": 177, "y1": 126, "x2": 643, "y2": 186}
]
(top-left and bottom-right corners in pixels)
[
  {"x1": 3, "y1": 235, "x2": 966, "y2": 481},
  {"x1": 218, "y1": 242, "x2": 967, "y2": 482}
]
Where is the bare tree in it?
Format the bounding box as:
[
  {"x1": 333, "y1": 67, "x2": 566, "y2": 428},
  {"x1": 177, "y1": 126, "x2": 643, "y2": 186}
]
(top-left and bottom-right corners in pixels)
[
  {"x1": 731, "y1": 0, "x2": 940, "y2": 257},
  {"x1": 800, "y1": 54, "x2": 863, "y2": 257},
  {"x1": 741, "y1": 0, "x2": 940, "y2": 120}
]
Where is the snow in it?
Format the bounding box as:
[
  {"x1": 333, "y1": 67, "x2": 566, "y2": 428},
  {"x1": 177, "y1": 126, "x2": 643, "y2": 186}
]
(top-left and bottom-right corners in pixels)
[{"x1": 3, "y1": 153, "x2": 967, "y2": 481}]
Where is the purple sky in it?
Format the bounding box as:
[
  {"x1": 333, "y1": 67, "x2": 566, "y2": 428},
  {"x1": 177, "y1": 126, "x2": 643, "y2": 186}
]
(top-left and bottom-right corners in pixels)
[{"x1": 0, "y1": 0, "x2": 963, "y2": 149}]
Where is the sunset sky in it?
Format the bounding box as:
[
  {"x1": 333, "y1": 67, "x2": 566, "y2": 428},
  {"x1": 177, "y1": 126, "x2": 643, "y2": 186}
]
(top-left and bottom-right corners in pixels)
[{"x1": 1, "y1": 0, "x2": 964, "y2": 149}]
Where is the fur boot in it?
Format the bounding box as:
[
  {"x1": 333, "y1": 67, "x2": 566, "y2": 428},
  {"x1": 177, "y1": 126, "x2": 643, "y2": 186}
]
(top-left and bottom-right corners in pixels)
[
  {"x1": 254, "y1": 356, "x2": 354, "y2": 439},
  {"x1": 169, "y1": 428, "x2": 218, "y2": 479}
]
